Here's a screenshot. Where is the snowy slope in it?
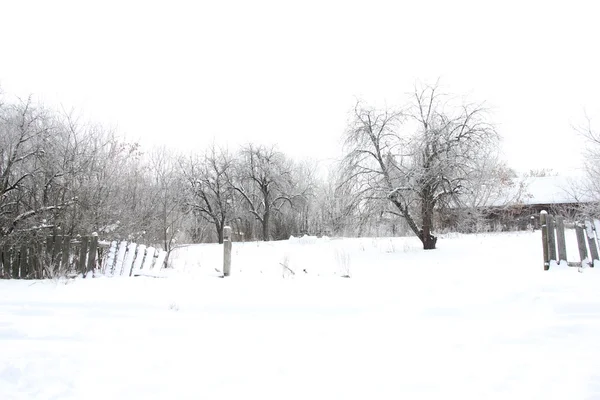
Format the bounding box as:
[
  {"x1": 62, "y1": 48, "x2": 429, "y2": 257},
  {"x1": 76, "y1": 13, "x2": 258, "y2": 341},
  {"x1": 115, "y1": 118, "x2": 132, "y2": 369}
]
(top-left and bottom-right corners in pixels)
[{"x1": 2, "y1": 231, "x2": 600, "y2": 399}]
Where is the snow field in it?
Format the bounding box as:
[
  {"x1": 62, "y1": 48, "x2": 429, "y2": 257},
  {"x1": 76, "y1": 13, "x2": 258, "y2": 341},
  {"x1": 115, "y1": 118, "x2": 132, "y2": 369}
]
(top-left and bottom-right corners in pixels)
[{"x1": 1, "y1": 231, "x2": 600, "y2": 399}]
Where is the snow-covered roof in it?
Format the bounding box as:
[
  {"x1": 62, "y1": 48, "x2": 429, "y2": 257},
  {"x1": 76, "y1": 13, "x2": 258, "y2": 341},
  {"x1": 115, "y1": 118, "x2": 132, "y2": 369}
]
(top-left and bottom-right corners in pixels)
[
  {"x1": 520, "y1": 176, "x2": 578, "y2": 204},
  {"x1": 503, "y1": 176, "x2": 593, "y2": 206}
]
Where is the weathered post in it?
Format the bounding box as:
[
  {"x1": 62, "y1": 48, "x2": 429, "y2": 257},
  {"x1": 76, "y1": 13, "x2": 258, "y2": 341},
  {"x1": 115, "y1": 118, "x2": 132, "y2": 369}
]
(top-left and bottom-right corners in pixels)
[
  {"x1": 547, "y1": 215, "x2": 557, "y2": 263},
  {"x1": 575, "y1": 223, "x2": 589, "y2": 267},
  {"x1": 584, "y1": 220, "x2": 599, "y2": 265},
  {"x1": 540, "y1": 211, "x2": 550, "y2": 270},
  {"x1": 86, "y1": 235, "x2": 98, "y2": 278},
  {"x1": 223, "y1": 226, "x2": 232, "y2": 277},
  {"x1": 555, "y1": 216, "x2": 567, "y2": 264},
  {"x1": 78, "y1": 236, "x2": 89, "y2": 276}
]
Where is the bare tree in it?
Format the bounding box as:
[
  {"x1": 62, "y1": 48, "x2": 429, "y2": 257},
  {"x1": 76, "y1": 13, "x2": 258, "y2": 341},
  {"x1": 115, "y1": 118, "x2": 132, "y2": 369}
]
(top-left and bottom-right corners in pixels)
[
  {"x1": 578, "y1": 115, "x2": 600, "y2": 192},
  {"x1": 279, "y1": 159, "x2": 317, "y2": 237},
  {"x1": 181, "y1": 145, "x2": 235, "y2": 244},
  {"x1": 231, "y1": 144, "x2": 305, "y2": 241},
  {"x1": 0, "y1": 95, "x2": 80, "y2": 241},
  {"x1": 573, "y1": 114, "x2": 600, "y2": 216},
  {"x1": 145, "y1": 147, "x2": 186, "y2": 252},
  {"x1": 314, "y1": 167, "x2": 378, "y2": 236},
  {"x1": 342, "y1": 83, "x2": 499, "y2": 249}
]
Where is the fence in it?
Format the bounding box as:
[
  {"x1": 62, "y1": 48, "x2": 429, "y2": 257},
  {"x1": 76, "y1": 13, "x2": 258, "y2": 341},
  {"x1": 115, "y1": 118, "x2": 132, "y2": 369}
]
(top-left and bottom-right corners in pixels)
[
  {"x1": 0, "y1": 235, "x2": 167, "y2": 279},
  {"x1": 100, "y1": 240, "x2": 167, "y2": 277},
  {"x1": 540, "y1": 211, "x2": 600, "y2": 270}
]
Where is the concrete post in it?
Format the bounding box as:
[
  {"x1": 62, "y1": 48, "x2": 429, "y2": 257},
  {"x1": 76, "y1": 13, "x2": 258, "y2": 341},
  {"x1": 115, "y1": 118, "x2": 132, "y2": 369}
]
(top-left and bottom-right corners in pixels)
[{"x1": 223, "y1": 226, "x2": 232, "y2": 277}]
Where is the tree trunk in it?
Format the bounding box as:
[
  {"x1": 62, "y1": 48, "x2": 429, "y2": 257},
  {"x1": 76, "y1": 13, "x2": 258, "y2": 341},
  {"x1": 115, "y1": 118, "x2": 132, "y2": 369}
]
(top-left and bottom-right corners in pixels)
[
  {"x1": 262, "y1": 210, "x2": 270, "y2": 241},
  {"x1": 420, "y1": 197, "x2": 437, "y2": 250},
  {"x1": 216, "y1": 222, "x2": 224, "y2": 244},
  {"x1": 390, "y1": 192, "x2": 438, "y2": 250},
  {"x1": 420, "y1": 230, "x2": 437, "y2": 250}
]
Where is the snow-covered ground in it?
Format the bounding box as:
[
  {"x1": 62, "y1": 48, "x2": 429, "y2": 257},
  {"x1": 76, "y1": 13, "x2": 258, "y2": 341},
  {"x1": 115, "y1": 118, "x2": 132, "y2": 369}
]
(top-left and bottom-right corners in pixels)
[{"x1": 2, "y1": 231, "x2": 600, "y2": 399}]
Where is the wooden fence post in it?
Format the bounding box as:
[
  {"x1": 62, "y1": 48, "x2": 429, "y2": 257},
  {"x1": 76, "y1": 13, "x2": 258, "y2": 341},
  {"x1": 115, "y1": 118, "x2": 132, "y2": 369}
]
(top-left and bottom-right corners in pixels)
[
  {"x1": 114, "y1": 241, "x2": 128, "y2": 276},
  {"x1": 104, "y1": 241, "x2": 118, "y2": 275},
  {"x1": 555, "y1": 216, "x2": 567, "y2": 264},
  {"x1": 130, "y1": 244, "x2": 146, "y2": 276},
  {"x1": 585, "y1": 220, "x2": 599, "y2": 266},
  {"x1": 575, "y1": 223, "x2": 589, "y2": 267},
  {"x1": 223, "y1": 226, "x2": 232, "y2": 277},
  {"x1": 547, "y1": 215, "x2": 557, "y2": 263},
  {"x1": 86, "y1": 235, "x2": 98, "y2": 277},
  {"x1": 78, "y1": 236, "x2": 89, "y2": 276},
  {"x1": 540, "y1": 211, "x2": 550, "y2": 270},
  {"x1": 122, "y1": 242, "x2": 137, "y2": 276}
]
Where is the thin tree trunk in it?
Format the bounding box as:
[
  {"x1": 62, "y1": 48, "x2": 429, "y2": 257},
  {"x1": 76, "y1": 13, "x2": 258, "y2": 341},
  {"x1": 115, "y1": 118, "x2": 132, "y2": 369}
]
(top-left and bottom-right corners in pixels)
[{"x1": 263, "y1": 210, "x2": 270, "y2": 241}]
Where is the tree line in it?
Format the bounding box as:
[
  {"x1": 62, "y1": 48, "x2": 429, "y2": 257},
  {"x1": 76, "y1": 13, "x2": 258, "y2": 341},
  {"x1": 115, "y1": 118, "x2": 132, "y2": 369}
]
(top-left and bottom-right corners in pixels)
[
  {"x1": 4, "y1": 83, "x2": 570, "y2": 251},
  {"x1": 0, "y1": 91, "x2": 357, "y2": 250}
]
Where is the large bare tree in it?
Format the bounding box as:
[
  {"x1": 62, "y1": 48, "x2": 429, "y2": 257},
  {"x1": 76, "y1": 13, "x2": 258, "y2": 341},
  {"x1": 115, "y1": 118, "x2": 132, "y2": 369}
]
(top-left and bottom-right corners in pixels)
[
  {"x1": 342, "y1": 83, "x2": 498, "y2": 249},
  {"x1": 181, "y1": 145, "x2": 235, "y2": 244},
  {"x1": 232, "y1": 144, "x2": 305, "y2": 241}
]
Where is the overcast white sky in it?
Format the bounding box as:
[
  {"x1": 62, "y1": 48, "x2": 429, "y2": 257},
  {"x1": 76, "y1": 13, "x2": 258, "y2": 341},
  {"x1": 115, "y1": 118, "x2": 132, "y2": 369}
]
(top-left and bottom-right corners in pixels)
[{"x1": 1, "y1": 0, "x2": 598, "y2": 176}]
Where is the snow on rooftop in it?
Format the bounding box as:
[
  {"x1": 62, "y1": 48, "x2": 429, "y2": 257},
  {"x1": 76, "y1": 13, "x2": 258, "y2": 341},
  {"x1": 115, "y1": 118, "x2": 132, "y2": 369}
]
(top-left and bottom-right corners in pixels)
[
  {"x1": 488, "y1": 176, "x2": 593, "y2": 207},
  {"x1": 519, "y1": 176, "x2": 586, "y2": 205}
]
